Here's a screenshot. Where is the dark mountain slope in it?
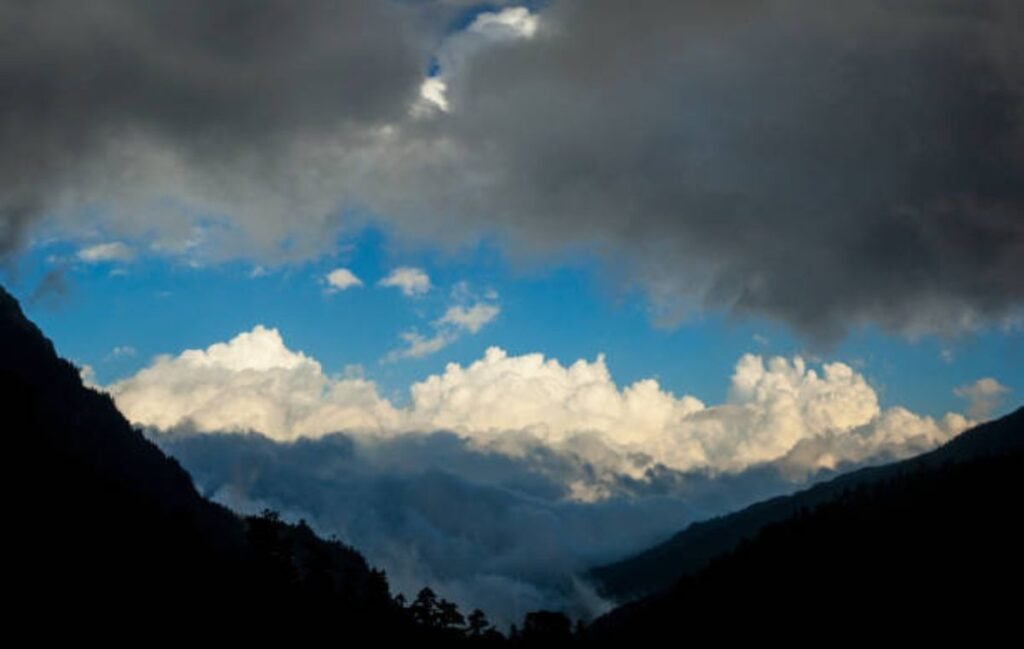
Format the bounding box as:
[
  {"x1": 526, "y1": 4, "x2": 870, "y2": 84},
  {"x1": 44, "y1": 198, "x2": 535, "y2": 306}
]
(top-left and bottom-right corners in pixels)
[
  {"x1": 590, "y1": 407, "x2": 1024, "y2": 601},
  {"x1": 589, "y1": 407, "x2": 1024, "y2": 641},
  {"x1": 0, "y1": 285, "x2": 418, "y2": 639}
]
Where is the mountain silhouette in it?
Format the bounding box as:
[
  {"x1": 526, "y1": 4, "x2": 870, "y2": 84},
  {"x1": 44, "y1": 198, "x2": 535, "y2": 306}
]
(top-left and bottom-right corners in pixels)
[
  {"x1": 588, "y1": 405, "x2": 1023, "y2": 641},
  {"x1": 591, "y1": 406, "x2": 1024, "y2": 602},
  {"x1": 0, "y1": 285, "x2": 496, "y2": 642}
]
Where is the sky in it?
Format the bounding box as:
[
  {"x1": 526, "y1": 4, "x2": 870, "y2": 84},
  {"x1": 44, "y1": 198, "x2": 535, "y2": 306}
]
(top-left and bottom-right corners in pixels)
[
  {"x1": 1, "y1": 0, "x2": 1023, "y2": 626},
  {"x1": 8, "y1": 224, "x2": 1021, "y2": 421}
]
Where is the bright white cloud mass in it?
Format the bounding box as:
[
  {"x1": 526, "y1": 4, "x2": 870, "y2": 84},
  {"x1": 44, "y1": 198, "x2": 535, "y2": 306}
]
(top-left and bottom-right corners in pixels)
[
  {"x1": 111, "y1": 326, "x2": 401, "y2": 435},
  {"x1": 110, "y1": 325, "x2": 968, "y2": 480}
]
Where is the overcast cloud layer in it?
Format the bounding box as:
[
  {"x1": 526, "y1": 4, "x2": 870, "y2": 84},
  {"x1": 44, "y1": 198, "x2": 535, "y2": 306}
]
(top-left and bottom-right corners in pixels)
[
  {"x1": 0, "y1": 0, "x2": 429, "y2": 258},
  {"x1": 3, "y1": 1, "x2": 1023, "y2": 337}
]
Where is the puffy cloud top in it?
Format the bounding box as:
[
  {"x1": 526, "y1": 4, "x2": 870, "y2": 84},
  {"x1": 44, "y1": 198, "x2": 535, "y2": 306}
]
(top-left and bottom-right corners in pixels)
[
  {"x1": 108, "y1": 326, "x2": 970, "y2": 486},
  {"x1": 408, "y1": 347, "x2": 705, "y2": 449},
  {"x1": 724, "y1": 354, "x2": 880, "y2": 462},
  {"x1": 110, "y1": 326, "x2": 401, "y2": 436},
  {"x1": 178, "y1": 326, "x2": 311, "y2": 372}
]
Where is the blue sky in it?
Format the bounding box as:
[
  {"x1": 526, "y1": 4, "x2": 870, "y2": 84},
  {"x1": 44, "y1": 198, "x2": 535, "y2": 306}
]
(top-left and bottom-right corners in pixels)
[{"x1": 8, "y1": 223, "x2": 1021, "y2": 420}]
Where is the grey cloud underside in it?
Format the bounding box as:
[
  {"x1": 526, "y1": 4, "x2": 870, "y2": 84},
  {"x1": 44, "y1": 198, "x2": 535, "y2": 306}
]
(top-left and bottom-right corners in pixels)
[
  {"x1": 416, "y1": 0, "x2": 1024, "y2": 338},
  {"x1": 157, "y1": 427, "x2": 883, "y2": 627},
  {"x1": 0, "y1": 0, "x2": 431, "y2": 255},
  {"x1": 3, "y1": 1, "x2": 1024, "y2": 337}
]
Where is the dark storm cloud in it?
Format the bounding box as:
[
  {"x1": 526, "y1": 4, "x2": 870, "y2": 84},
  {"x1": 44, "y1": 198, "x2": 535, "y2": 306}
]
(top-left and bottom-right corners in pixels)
[
  {"x1": 410, "y1": 0, "x2": 1024, "y2": 339},
  {"x1": 2, "y1": 1, "x2": 1023, "y2": 337},
  {"x1": 0, "y1": 0, "x2": 431, "y2": 256}
]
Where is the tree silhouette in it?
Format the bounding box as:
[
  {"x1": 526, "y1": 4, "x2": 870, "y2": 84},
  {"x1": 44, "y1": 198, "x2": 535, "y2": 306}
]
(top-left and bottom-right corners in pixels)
[
  {"x1": 467, "y1": 609, "x2": 491, "y2": 637},
  {"x1": 438, "y1": 598, "x2": 465, "y2": 631},
  {"x1": 247, "y1": 508, "x2": 298, "y2": 589},
  {"x1": 411, "y1": 587, "x2": 440, "y2": 628}
]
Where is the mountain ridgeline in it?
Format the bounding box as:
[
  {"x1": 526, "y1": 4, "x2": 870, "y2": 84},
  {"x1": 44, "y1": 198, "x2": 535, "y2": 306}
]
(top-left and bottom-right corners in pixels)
[
  {"x1": 588, "y1": 406, "x2": 1024, "y2": 642},
  {"x1": 591, "y1": 405, "x2": 1024, "y2": 601},
  {"x1": 3, "y1": 282, "x2": 1022, "y2": 642}
]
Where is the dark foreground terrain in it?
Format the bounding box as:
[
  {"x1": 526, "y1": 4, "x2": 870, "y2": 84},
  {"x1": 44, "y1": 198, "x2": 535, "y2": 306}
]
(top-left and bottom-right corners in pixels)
[{"x1": 589, "y1": 407, "x2": 1023, "y2": 642}]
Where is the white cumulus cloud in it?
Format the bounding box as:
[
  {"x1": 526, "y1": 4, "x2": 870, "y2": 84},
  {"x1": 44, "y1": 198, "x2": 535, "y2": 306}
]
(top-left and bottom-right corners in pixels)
[
  {"x1": 109, "y1": 326, "x2": 401, "y2": 439},
  {"x1": 407, "y1": 347, "x2": 703, "y2": 452},
  {"x1": 324, "y1": 267, "x2": 363, "y2": 293},
  {"x1": 412, "y1": 77, "x2": 450, "y2": 117},
  {"x1": 468, "y1": 7, "x2": 539, "y2": 39},
  {"x1": 379, "y1": 266, "x2": 431, "y2": 297},
  {"x1": 108, "y1": 326, "x2": 971, "y2": 488}
]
